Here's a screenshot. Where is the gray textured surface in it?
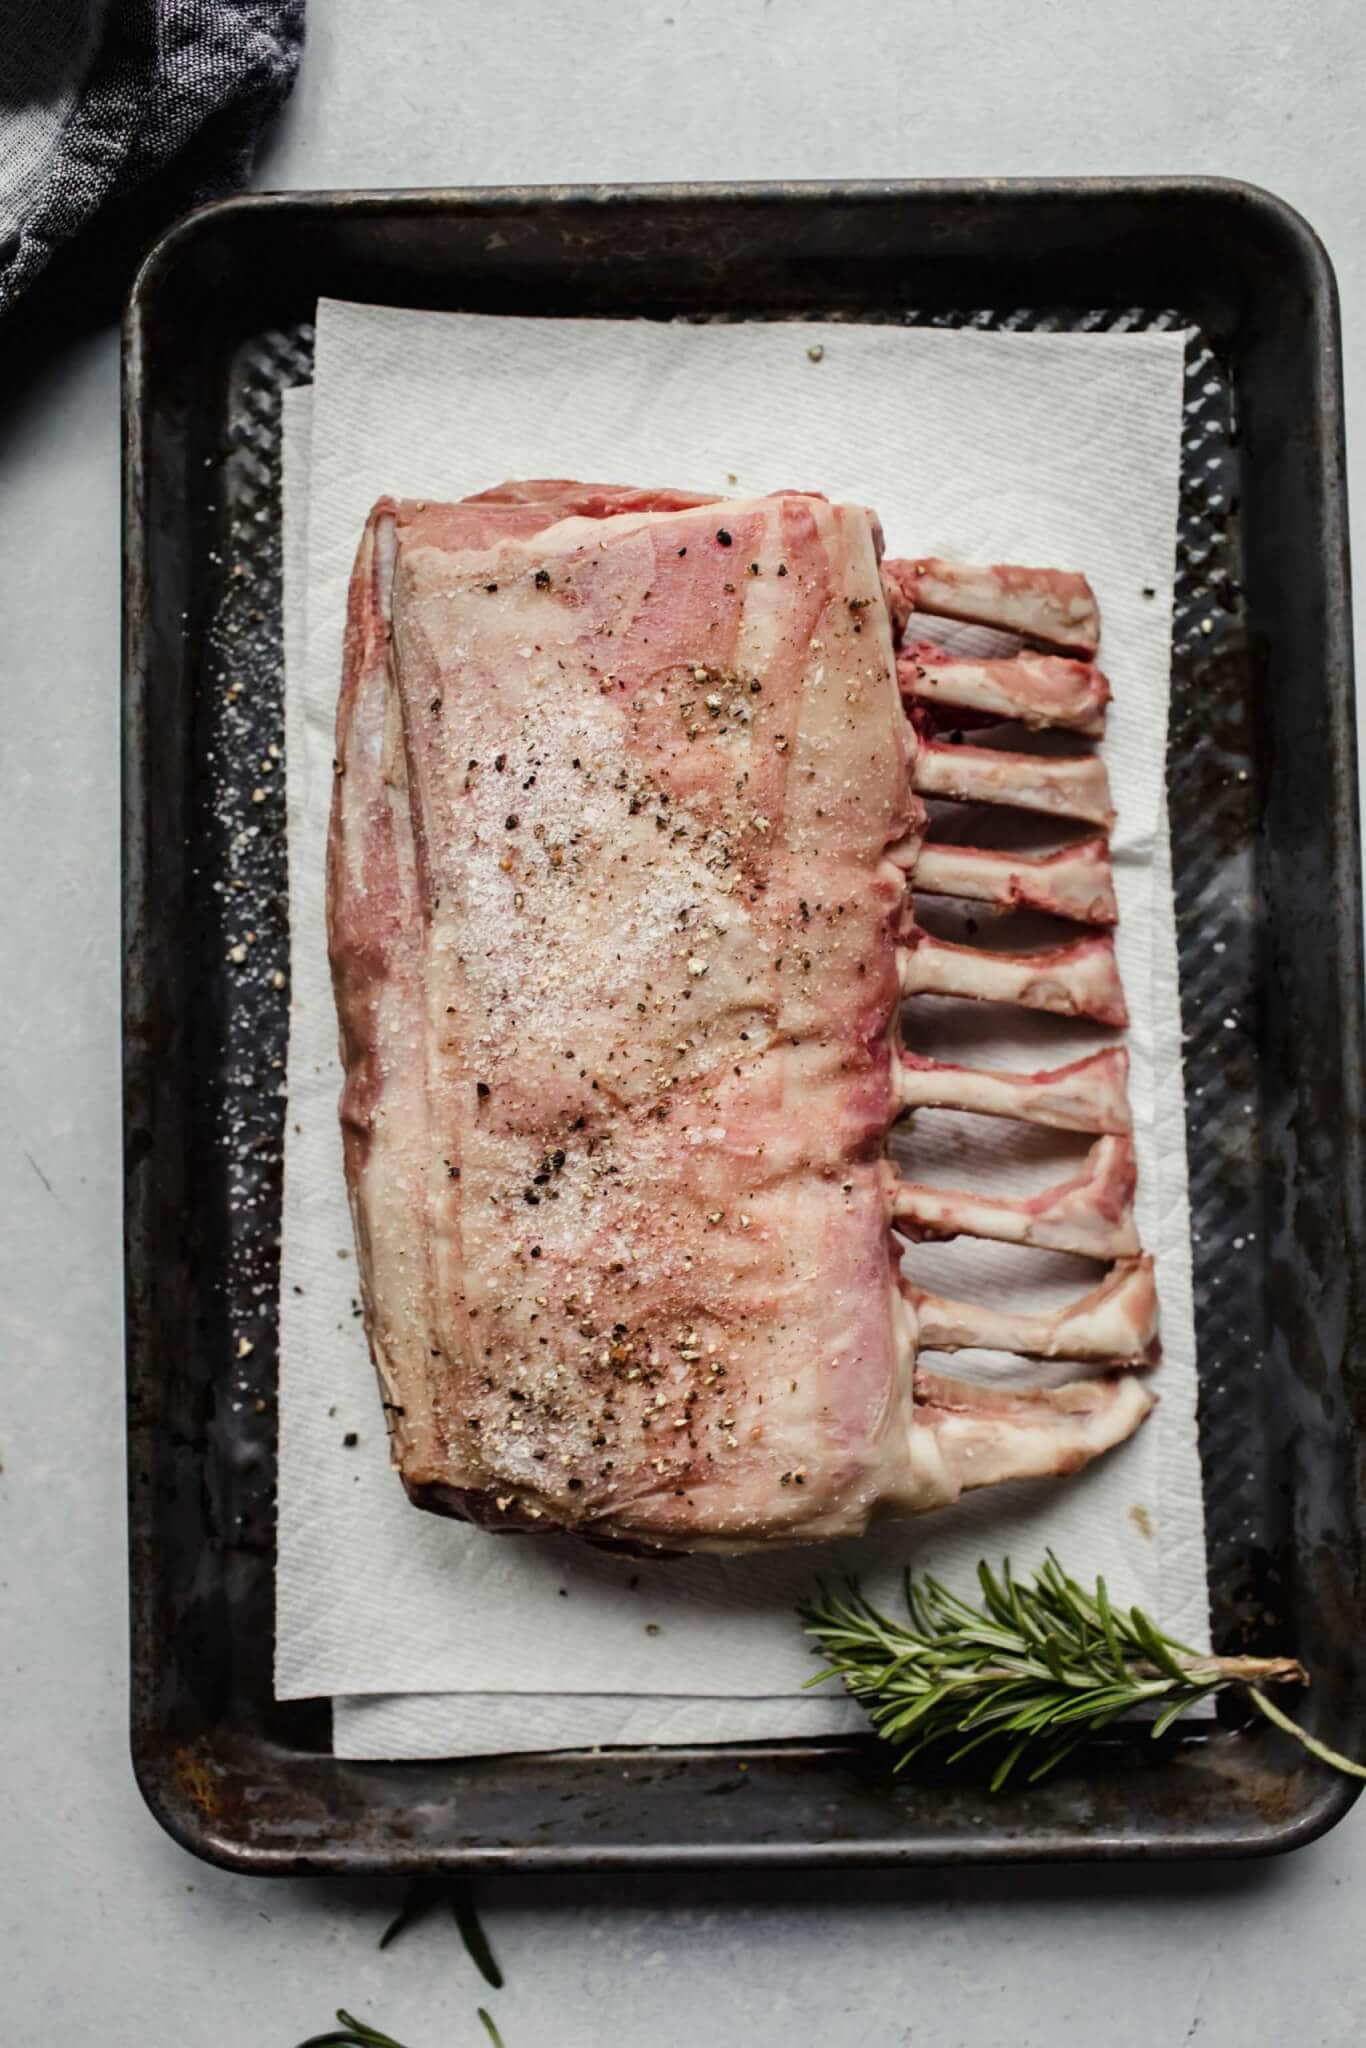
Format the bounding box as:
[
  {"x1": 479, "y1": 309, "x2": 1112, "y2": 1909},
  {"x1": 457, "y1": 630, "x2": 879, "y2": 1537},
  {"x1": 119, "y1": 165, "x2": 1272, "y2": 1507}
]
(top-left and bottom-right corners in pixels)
[{"x1": 4, "y1": 2, "x2": 1366, "y2": 2042}]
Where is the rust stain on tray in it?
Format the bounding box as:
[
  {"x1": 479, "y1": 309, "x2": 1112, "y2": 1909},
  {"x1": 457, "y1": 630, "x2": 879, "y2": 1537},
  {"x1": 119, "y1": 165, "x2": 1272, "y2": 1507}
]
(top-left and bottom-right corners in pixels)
[{"x1": 172, "y1": 1745, "x2": 221, "y2": 1820}]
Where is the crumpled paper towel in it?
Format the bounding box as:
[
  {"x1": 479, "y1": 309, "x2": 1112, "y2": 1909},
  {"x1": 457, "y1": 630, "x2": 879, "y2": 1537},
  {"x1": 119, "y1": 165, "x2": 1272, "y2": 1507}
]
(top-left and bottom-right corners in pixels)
[{"x1": 276, "y1": 304, "x2": 1205, "y2": 1760}]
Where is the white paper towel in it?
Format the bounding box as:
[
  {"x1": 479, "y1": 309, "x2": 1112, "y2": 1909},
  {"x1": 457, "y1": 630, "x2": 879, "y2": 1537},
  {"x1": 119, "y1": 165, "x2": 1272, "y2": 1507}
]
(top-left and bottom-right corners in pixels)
[
  {"x1": 331, "y1": 1690, "x2": 868, "y2": 1763},
  {"x1": 277, "y1": 305, "x2": 1205, "y2": 1760}
]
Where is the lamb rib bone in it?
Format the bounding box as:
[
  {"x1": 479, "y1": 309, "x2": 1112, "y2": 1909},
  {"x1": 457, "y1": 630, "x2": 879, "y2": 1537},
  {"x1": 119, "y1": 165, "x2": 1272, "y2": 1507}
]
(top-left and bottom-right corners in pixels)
[
  {"x1": 907, "y1": 1256, "x2": 1160, "y2": 1367},
  {"x1": 913, "y1": 734, "x2": 1115, "y2": 829},
  {"x1": 899, "y1": 641, "x2": 1110, "y2": 737},
  {"x1": 914, "y1": 834, "x2": 1117, "y2": 924},
  {"x1": 892, "y1": 1134, "x2": 1141, "y2": 1261},
  {"x1": 898, "y1": 927, "x2": 1130, "y2": 1029},
  {"x1": 882, "y1": 555, "x2": 1102, "y2": 656},
  {"x1": 907, "y1": 1369, "x2": 1155, "y2": 1500},
  {"x1": 895, "y1": 1046, "x2": 1133, "y2": 1134}
]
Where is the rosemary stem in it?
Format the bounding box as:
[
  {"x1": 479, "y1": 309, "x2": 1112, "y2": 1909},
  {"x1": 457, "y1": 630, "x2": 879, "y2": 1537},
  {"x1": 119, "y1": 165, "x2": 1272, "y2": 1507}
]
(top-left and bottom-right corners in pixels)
[
  {"x1": 1248, "y1": 1686, "x2": 1366, "y2": 1779},
  {"x1": 1185, "y1": 1654, "x2": 1308, "y2": 1686},
  {"x1": 837, "y1": 1656, "x2": 1304, "y2": 1692}
]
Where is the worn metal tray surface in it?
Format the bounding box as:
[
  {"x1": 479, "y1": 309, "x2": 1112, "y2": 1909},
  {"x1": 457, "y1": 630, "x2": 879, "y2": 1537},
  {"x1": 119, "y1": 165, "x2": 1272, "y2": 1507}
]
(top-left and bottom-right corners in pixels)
[{"x1": 124, "y1": 181, "x2": 1366, "y2": 1873}]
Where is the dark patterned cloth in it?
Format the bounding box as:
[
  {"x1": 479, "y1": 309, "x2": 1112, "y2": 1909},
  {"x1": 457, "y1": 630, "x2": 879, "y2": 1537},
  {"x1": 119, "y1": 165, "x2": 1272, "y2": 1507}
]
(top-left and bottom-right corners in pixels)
[{"x1": 0, "y1": 0, "x2": 303, "y2": 323}]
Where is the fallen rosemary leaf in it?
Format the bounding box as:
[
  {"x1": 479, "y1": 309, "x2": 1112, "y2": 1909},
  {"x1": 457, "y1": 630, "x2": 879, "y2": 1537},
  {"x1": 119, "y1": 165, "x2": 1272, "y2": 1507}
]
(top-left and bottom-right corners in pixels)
[
  {"x1": 378, "y1": 1877, "x2": 441, "y2": 1951},
  {"x1": 294, "y1": 2011, "x2": 411, "y2": 2048},
  {"x1": 377, "y1": 1878, "x2": 502, "y2": 1989},
  {"x1": 454, "y1": 1893, "x2": 504, "y2": 1990},
  {"x1": 797, "y1": 1551, "x2": 1365, "y2": 1789},
  {"x1": 478, "y1": 2010, "x2": 505, "y2": 2047}
]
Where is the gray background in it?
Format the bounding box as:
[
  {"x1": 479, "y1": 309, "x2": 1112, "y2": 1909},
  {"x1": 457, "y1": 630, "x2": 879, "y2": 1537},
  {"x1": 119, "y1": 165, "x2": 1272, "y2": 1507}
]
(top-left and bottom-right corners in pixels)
[{"x1": 3, "y1": 3, "x2": 1364, "y2": 2042}]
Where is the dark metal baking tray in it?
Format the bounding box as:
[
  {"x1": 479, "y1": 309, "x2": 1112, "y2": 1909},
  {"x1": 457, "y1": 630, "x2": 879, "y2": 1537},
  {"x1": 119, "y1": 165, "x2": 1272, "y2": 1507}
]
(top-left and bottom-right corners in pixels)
[{"x1": 123, "y1": 179, "x2": 1365, "y2": 1873}]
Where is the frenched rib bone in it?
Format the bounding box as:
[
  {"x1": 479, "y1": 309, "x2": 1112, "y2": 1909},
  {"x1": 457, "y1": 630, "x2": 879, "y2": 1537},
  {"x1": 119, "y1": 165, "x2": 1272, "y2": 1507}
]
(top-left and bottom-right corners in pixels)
[
  {"x1": 898, "y1": 928, "x2": 1130, "y2": 1028},
  {"x1": 882, "y1": 556, "x2": 1101, "y2": 656},
  {"x1": 909, "y1": 1367, "x2": 1154, "y2": 1497},
  {"x1": 895, "y1": 1047, "x2": 1133, "y2": 1134},
  {"x1": 892, "y1": 1134, "x2": 1141, "y2": 1261},
  {"x1": 913, "y1": 735, "x2": 1115, "y2": 828},
  {"x1": 907, "y1": 1255, "x2": 1159, "y2": 1366},
  {"x1": 914, "y1": 834, "x2": 1118, "y2": 924},
  {"x1": 899, "y1": 642, "x2": 1110, "y2": 737}
]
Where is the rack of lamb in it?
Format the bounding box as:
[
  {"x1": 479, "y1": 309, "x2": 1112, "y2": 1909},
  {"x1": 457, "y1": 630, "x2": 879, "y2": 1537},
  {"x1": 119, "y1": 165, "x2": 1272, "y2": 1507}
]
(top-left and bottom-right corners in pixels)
[{"x1": 328, "y1": 481, "x2": 1157, "y2": 1552}]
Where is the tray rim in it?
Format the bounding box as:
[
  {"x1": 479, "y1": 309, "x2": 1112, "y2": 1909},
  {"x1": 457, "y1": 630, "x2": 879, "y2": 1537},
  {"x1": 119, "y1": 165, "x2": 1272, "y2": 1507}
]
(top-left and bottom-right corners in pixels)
[
  {"x1": 123, "y1": 174, "x2": 1365, "y2": 1876},
  {"x1": 128, "y1": 168, "x2": 1347, "y2": 282}
]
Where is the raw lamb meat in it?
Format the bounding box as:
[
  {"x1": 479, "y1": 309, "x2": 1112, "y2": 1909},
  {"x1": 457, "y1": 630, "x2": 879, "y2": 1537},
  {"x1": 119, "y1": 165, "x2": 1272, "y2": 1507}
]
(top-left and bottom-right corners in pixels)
[{"x1": 328, "y1": 481, "x2": 1156, "y2": 1551}]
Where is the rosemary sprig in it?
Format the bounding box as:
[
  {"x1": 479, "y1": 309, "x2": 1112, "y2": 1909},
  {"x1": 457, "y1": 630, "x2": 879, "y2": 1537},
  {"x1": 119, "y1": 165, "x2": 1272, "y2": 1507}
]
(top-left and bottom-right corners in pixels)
[{"x1": 799, "y1": 1551, "x2": 1364, "y2": 1790}]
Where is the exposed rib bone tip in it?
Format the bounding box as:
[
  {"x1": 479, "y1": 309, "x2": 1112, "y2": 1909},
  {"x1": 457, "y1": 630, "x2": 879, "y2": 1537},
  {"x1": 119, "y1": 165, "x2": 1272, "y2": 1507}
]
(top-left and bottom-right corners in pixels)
[
  {"x1": 882, "y1": 556, "x2": 1101, "y2": 656},
  {"x1": 914, "y1": 834, "x2": 1118, "y2": 925},
  {"x1": 898, "y1": 641, "x2": 1110, "y2": 737},
  {"x1": 896, "y1": 1045, "x2": 1133, "y2": 1134},
  {"x1": 898, "y1": 928, "x2": 1130, "y2": 1029},
  {"x1": 906, "y1": 1254, "x2": 1159, "y2": 1365},
  {"x1": 911, "y1": 734, "x2": 1115, "y2": 830},
  {"x1": 906, "y1": 1366, "x2": 1154, "y2": 1501},
  {"x1": 893, "y1": 1134, "x2": 1141, "y2": 1262}
]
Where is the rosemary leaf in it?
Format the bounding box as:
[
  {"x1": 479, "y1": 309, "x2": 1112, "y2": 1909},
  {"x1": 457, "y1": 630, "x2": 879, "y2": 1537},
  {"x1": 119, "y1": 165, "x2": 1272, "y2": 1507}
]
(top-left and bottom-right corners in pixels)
[
  {"x1": 478, "y1": 2008, "x2": 506, "y2": 2047},
  {"x1": 989, "y1": 1733, "x2": 1032, "y2": 1792},
  {"x1": 1095, "y1": 1576, "x2": 1124, "y2": 1674},
  {"x1": 1128, "y1": 1607, "x2": 1191, "y2": 1684},
  {"x1": 379, "y1": 1877, "x2": 444, "y2": 1951},
  {"x1": 454, "y1": 1892, "x2": 504, "y2": 1990},
  {"x1": 1151, "y1": 1690, "x2": 1209, "y2": 1741}
]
